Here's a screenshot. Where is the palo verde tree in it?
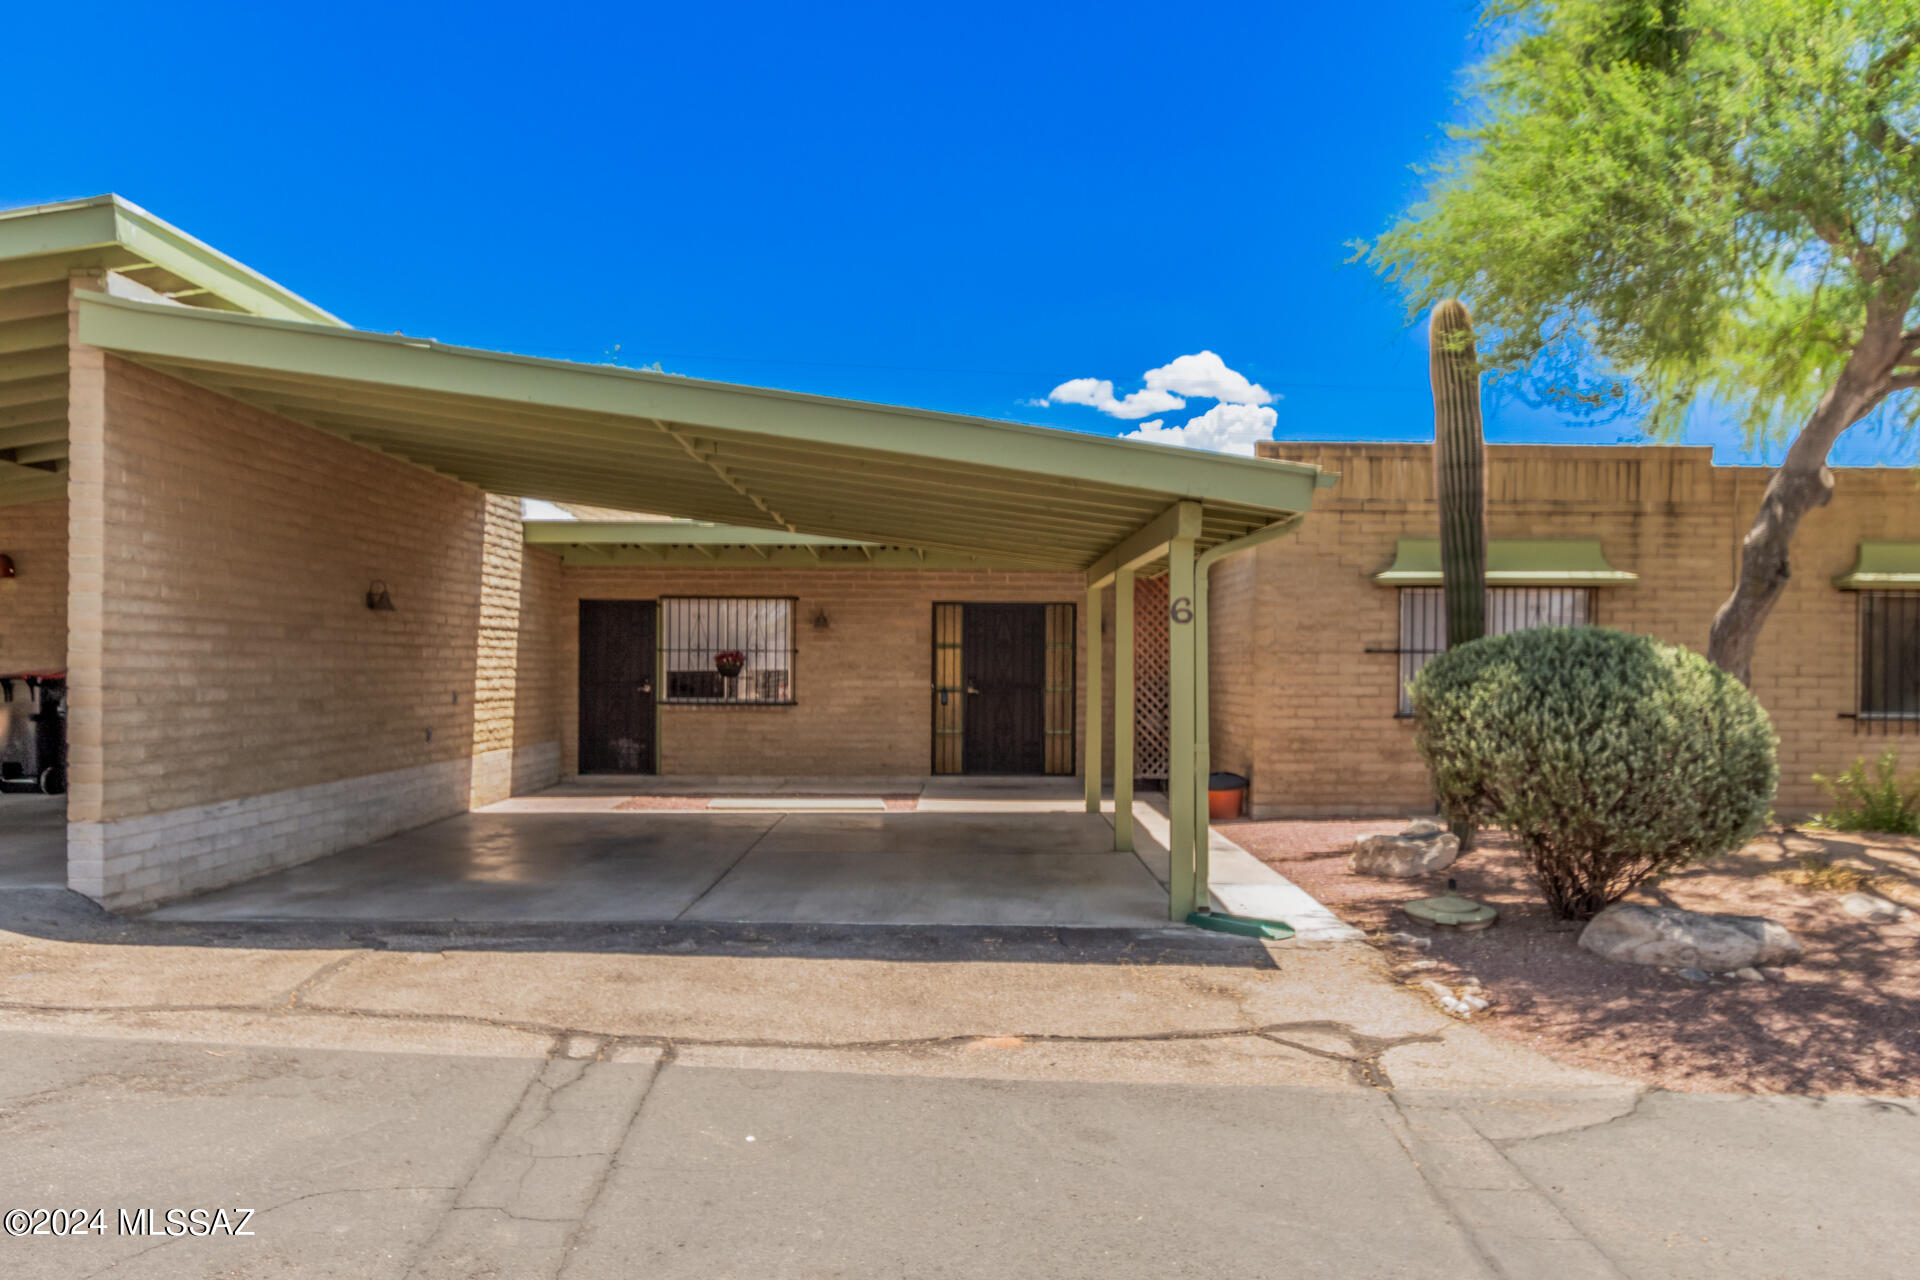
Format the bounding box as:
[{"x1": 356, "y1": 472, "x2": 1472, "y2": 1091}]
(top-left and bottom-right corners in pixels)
[{"x1": 1364, "y1": 0, "x2": 1920, "y2": 683}]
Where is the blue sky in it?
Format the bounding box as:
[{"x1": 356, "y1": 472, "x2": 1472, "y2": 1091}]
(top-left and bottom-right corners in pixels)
[{"x1": 4, "y1": 1, "x2": 1904, "y2": 466}]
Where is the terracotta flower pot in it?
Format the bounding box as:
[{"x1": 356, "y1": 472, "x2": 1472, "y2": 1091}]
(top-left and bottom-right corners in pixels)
[{"x1": 1208, "y1": 788, "x2": 1244, "y2": 821}]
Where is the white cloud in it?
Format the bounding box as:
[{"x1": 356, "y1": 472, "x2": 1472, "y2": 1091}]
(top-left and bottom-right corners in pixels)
[
  {"x1": 1142, "y1": 350, "x2": 1273, "y2": 406},
  {"x1": 522, "y1": 498, "x2": 576, "y2": 520},
  {"x1": 1121, "y1": 403, "x2": 1277, "y2": 456},
  {"x1": 1045, "y1": 376, "x2": 1186, "y2": 420},
  {"x1": 1041, "y1": 351, "x2": 1282, "y2": 452}
]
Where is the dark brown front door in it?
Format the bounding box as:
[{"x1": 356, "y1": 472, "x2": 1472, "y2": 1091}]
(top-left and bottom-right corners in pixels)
[
  {"x1": 579, "y1": 600, "x2": 656, "y2": 774},
  {"x1": 961, "y1": 603, "x2": 1047, "y2": 774}
]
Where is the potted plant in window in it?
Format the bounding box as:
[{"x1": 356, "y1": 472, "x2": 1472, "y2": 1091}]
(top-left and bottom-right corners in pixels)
[{"x1": 713, "y1": 649, "x2": 746, "y2": 679}]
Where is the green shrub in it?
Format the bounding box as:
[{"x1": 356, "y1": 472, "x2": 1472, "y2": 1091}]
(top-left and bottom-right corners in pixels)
[
  {"x1": 1410, "y1": 627, "x2": 1778, "y2": 919},
  {"x1": 1805, "y1": 750, "x2": 1920, "y2": 836}
]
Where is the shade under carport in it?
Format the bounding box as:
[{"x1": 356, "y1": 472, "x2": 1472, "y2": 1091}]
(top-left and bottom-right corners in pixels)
[{"x1": 75, "y1": 292, "x2": 1327, "y2": 571}]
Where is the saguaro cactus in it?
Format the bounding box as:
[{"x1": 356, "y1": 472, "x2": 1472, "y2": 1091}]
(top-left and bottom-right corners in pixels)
[{"x1": 1429, "y1": 299, "x2": 1487, "y2": 650}]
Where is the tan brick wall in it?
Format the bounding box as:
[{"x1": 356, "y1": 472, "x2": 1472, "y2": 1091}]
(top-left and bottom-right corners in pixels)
[
  {"x1": 469, "y1": 495, "x2": 565, "y2": 806},
  {"x1": 555, "y1": 567, "x2": 1087, "y2": 776},
  {"x1": 1741, "y1": 467, "x2": 1920, "y2": 809},
  {"x1": 1250, "y1": 443, "x2": 1920, "y2": 818},
  {"x1": 0, "y1": 497, "x2": 66, "y2": 673},
  {"x1": 66, "y1": 287, "x2": 561, "y2": 906},
  {"x1": 1206, "y1": 551, "x2": 1259, "y2": 783}
]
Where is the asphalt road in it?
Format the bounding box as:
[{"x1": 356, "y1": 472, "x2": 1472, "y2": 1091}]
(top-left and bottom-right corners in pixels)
[
  {"x1": 0, "y1": 904, "x2": 1915, "y2": 1278},
  {"x1": 2, "y1": 1031, "x2": 1917, "y2": 1278}
]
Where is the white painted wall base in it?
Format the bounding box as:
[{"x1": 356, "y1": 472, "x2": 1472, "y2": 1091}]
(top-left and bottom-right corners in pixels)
[{"x1": 69, "y1": 742, "x2": 562, "y2": 912}]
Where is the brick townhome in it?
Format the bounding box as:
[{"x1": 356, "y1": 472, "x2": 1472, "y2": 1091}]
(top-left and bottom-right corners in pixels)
[{"x1": 2, "y1": 196, "x2": 1917, "y2": 914}]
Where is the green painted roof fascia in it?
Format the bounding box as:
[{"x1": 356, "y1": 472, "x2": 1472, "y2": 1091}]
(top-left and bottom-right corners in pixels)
[
  {"x1": 1834, "y1": 542, "x2": 1920, "y2": 589},
  {"x1": 0, "y1": 195, "x2": 342, "y2": 326},
  {"x1": 524, "y1": 520, "x2": 870, "y2": 547},
  {"x1": 74, "y1": 293, "x2": 1326, "y2": 517},
  {"x1": 1373, "y1": 538, "x2": 1638, "y2": 586}
]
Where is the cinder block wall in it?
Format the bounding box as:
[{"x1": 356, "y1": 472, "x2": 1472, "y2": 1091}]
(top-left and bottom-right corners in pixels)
[
  {"x1": 66, "y1": 300, "x2": 560, "y2": 909},
  {"x1": 0, "y1": 497, "x2": 67, "y2": 672},
  {"x1": 1250, "y1": 443, "x2": 1920, "y2": 819},
  {"x1": 555, "y1": 566, "x2": 1090, "y2": 776}
]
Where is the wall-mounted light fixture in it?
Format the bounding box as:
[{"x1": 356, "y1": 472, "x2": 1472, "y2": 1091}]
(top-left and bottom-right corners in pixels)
[
  {"x1": 812, "y1": 607, "x2": 831, "y2": 631},
  {"x1": 366, "y1": 580, "x2": 396, "y2": 611},
  {"x1": 0, "y1": 554, "x2": 14, "y2": 579}
]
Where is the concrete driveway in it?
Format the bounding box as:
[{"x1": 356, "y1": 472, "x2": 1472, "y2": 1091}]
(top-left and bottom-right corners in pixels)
[
  {"x1": 146, "y1": 779, "x2": 1176, "y2": 927},
  {"x1": 0, "y1": 795, "x2": 63, "y2": 889}
]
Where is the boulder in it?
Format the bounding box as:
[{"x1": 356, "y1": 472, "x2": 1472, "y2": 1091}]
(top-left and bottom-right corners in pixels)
[
  {"x1": 1579, "y1": 904, "x2": 1802, "y2": 971},
  {"x1": 1348, "y1": 822, "x2": 1460, "y2": 878}
]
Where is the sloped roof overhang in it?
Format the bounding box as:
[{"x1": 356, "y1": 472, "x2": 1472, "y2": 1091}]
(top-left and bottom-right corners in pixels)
[
  {"x1": 0, "y1": 195, "x2": 343, "y2": 506},
  {"x1": 1373, "y1": 538, "x2": 1637, "y2": 586},
  {"x1": 1834, "y1": 542, "x2": 1920, "y2": 590},
  {"x1": 0, "y1": 196, "x2": 341, "y2": 324},
  {"x1": 76, "y1": 292, "x2": 1327, "y2": 571}
]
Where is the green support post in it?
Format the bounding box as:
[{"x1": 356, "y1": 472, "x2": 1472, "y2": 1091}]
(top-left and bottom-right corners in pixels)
[
  {"x1": 1084, "y1": 582, "x2": 1104, "y2": 814},
  {"x1": 1191, "y1": 562, "x2": 1211, "y2": 910},
  {"x1": 1166, "y1": 535, "x2": 1198, "y2": 920},
  {"x1": 1113, "y1": 566, "x2": 1135, "y2": 852}
]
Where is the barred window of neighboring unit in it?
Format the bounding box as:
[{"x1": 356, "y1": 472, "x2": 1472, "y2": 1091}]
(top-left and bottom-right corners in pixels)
[
  {"x1": 661, "y1": 597, "x2": 796, "y2": 704},
  {"x1": 1856, "y1": 591, "x2": 1920, "y2": 733},
  {"x1": 1395, "y1": 587, "x2": 1592, "y2": 715}
]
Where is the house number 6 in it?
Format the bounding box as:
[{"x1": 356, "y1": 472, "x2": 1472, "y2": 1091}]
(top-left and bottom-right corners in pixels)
[{"x1": 1169, "y1": 597, "x2": 1194, "y2": 624}]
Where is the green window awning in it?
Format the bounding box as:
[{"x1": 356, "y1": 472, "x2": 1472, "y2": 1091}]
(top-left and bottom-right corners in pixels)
[
  {"x1": 1834, "y1": 542, "x2": 1920, "y2": 590},
  {"x1": 1373, "y1": 538, "x2": 1637, "y2": 587}
]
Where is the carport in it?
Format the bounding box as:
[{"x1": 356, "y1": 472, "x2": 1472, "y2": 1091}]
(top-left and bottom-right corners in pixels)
[{"x1": 62, "y1": 283, "x2": 1328, "y2": 922}]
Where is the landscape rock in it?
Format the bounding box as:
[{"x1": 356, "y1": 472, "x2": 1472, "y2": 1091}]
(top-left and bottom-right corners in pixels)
[
  {"x1": 1388, "y1": 931, "x2": 1433, "y2": 950},
  {"x1": 1349, "y1": 823, "x2": 1460, "y2": 878},
  {"x1": 1734, "y1": 968, "x2": 1765, "y2": 982},
  {"x1": 1838, "y1": 892, "x2": 1905, "y2": 924},
  {"x1": 1579, "y1": 903, "x2": 1802, "y2": 971},
  {"x1": 1678, "y1": 967, "x2": 1711, "y2": 983}
]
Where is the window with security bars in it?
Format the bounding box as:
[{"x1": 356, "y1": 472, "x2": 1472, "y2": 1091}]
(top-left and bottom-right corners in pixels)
[
  {"x1": 1395, "y1": 587, "x2": 1592, "y2": 715},
  {"x1": 1855, "y1": 591, "x2": 1920, "y2": 733},
  {"x1": 661, "y1": 597, "x2": 795, "y2": 704}
]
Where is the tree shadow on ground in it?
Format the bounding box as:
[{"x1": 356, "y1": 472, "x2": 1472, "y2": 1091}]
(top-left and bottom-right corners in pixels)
[{"x1": 1236, "y1": 819, "x2": 1920, "y2": 1095}]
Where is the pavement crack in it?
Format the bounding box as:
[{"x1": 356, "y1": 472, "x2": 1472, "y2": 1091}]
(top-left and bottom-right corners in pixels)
[
  {"x1": 0, "y1": 997, "x2": 1453, "y2": 1067},
  {"x1": 1487, "y1": 1086, "x2": 1651, "y2": 1148},
  {"x1": 553, "y1": 1046, "x2": 674, "y2": 1280},
  {"x1": 280, "y1": 951, "x2": 368, "y2": 1009},
  {"x1": 1256, "y1": 1022, "x2": 1442, "y2": 1090}
]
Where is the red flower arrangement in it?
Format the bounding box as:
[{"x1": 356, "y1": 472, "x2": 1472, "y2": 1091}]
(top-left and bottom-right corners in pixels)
[{"x1": 713, "y1": 649, "x2": 747, "y2": 677}]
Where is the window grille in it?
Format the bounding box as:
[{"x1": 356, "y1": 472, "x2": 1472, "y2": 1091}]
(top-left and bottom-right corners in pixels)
[
  {"x1": 1854, "y1": 591, "x2": 1920, "y2": 735},
  {"x1": 1392, "y1": 587, "x2": 1592, "y2": 715},
  {"x1": 661, "y1": 597, "x2": 795, "y2": 704}
]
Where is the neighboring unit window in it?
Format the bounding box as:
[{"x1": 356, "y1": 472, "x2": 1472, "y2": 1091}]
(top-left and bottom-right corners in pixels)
[
  {"x1": 1396, "y1": 587, "x2": 1591, "y2": 715},
  {"x1": 1857, "y1": 591, "x2": 1920, "y2": 728},
  {"x1": 661, "y1": 597, "x2": 795, "y2": 704}
]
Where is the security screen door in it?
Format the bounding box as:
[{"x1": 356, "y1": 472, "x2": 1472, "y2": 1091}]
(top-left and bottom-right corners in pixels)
[{"x1": 578, "y1": 600, "x2": 657, "y2": 773}]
